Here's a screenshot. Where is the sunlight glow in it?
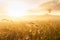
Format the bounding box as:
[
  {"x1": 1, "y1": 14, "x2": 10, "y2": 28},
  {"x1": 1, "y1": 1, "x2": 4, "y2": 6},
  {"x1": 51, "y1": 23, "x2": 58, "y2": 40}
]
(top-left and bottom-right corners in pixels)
[
  {"x1": 7, "y1": 13, "x2": 26, "y2": 18},
  {"x1": 0, "y1": 0, "x2": 60, "y2": 21},
  {"x1": 6, "y1": 1, "x2": 29, "y2": 19}
]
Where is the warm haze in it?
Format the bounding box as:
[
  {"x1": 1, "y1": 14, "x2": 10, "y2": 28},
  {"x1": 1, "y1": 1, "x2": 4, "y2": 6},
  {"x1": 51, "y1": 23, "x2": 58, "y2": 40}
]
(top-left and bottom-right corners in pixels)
[
  {"x1": 0, "y1": 0, "x2": 60, "y2": 20},
  {"x1": 0, "y1": 0, "x2": 60, "y2": 40}
]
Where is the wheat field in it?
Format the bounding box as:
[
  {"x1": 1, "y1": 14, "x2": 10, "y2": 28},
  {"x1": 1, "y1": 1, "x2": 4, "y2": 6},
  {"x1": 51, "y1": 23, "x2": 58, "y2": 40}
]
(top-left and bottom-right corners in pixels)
[{"x1": 0, "y1": 15, "x2": 60, "y2": 40}]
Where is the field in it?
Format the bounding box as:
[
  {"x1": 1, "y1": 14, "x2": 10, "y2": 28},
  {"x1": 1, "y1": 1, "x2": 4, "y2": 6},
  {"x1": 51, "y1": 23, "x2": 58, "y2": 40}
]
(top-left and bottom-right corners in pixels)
[{"x1": 0, "y1": 15, "x2": 60, "y2": 40}]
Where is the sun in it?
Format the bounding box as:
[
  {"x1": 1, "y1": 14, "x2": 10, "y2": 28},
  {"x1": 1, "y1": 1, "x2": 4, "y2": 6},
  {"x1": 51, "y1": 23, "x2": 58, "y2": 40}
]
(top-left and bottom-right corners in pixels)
[
  {"x1": 5, "y1": 12, "x2": 28, "y2": 21},
  {"x1": 7, "y1": 13, "x2": 26, "y2": 18}
]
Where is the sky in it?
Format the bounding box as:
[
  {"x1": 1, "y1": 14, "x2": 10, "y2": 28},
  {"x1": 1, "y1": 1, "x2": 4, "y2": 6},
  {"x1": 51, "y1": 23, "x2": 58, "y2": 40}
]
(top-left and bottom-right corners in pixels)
[
  {"x1": 0, "y1": 0, "x2": 52, "y2": 14},
  {"x1": 6, "y1": 0, "x2": 49, "y2": 14},
  {"x1": 0, "y1": 0, "x2": 60, "y2": 18}
]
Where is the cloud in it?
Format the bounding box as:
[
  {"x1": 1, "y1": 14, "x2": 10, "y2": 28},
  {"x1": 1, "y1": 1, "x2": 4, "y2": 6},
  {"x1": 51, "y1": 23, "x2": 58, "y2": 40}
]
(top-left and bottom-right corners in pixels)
[
  {"x1": 40, "y1": 0, "x2": 60, "y2": 10},
  {"x1": 27, "y1": 0, "x2": 60, "y2": 14}
]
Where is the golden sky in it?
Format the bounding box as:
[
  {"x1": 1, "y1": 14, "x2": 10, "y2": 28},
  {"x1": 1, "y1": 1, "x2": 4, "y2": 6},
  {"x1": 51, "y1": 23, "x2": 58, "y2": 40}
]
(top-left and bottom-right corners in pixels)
[
  {"x1": 0, "y1": 0, "x2": 52, "y2": 14},
  {"x1": 0, "y1": 0, "x2": 60, "y2": 18}
]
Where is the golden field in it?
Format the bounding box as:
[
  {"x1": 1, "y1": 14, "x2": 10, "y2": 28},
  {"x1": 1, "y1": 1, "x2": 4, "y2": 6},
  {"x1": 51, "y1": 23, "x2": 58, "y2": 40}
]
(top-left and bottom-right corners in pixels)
[{"x1": 0, "y1": 15, "x2": 60, "y2": 40}]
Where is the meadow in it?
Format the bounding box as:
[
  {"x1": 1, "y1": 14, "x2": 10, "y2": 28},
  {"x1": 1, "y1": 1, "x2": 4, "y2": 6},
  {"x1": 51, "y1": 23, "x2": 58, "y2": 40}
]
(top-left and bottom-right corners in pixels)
[{"x1": 0, "y1": 15, "x2": 60, "y2": 40}]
